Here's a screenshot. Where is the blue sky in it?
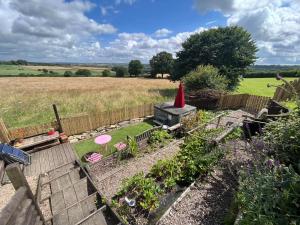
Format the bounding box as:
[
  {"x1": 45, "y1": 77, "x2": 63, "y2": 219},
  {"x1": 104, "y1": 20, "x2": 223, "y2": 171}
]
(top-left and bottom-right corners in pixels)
[{"x1": 0, "y1": 0, "x2": 299, "y2": 64}]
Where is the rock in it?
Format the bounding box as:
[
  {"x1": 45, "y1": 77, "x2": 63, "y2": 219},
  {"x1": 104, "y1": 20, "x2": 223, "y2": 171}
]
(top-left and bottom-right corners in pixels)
[
  {"x1": 110, "y1": 125, "x2": 118, "y2": 129},
  {"x1": 69, "y1": 138, "x2": 79, "y2": 143},
  {"x1": 118, "y1": 121, "x2": 130, "y2": 126}
]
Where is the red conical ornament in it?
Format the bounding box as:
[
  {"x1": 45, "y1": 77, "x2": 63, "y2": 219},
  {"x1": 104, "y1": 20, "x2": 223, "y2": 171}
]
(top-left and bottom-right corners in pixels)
[{"x1": 174, "y1": 82, "x2": 185, "y2": 108}]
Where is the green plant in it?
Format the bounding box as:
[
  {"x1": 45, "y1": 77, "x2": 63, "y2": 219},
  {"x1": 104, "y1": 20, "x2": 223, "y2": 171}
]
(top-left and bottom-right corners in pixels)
[
  {"x1": 127, "y1": 136, "x2": 138, "y2": 157},
  {"x1": 75, "y1": 69, "x2": 92, "y2": 76},
  {"x1": 149, "y1": 159, "x2": 181, "y2": 190},
  {"x1": 148, "y1": 130, "x2": 172, "y2": 146},
  {"x1": 102, "y1": 69, "x2": 111, "y2": 77},
  {"x1": 182, "y1": 65, "x2": 228, "y2": 93},
  {"x1": 149, "y1": 51, "x2": 174, "y2": 78},
  {"x1": 237, "y1": 164, "x2": 300, "y2": 225},
  {"x1": 181, "y1": 110, "x2": 214, "y2": 132},
  {"x1": 64, "y1": 70, "x2": 73, "y2": 77},
  {"x1": 128, "y1": 60, "x2": 143, "y2": 77},
  {"x1": 115, "y1": 172, "x2": 162, "y2": 212},
  {"x1": 263, "y1": 113, "x2": 300, "y2": 172},
  {"x1": 225, "y1": 127, "x2": 243, "y2": 141}
]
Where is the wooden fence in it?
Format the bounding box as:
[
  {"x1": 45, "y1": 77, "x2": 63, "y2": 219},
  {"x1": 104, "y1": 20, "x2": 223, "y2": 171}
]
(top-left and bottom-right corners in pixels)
[
  {"x1": 273, "y1": 78, "x2": 300, "y2": 101},
  {"x1": 134, "y1": 126, "x2": 161, "y2": 149},
  {"x1": 218, "y1": 94, "x2": 270, "y2": 114},
  {"x1": 0, "y1": 103, "x2": 154, "y2": 142},
  {"x1": 0, "y1": 163, "x2": 45, "y2": 225}
]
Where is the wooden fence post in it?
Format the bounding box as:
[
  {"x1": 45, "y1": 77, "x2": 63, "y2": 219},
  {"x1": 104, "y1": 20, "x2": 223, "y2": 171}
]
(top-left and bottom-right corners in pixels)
[
  {"x1": 0, "y1": 118, "x2": 10, "y2": 143},
  {"x1": 6, "y1": 163, "x2": 46, "y2": 223},
  {"x1": 53, "y1": 104, "x2": 63, "y2": 133}
]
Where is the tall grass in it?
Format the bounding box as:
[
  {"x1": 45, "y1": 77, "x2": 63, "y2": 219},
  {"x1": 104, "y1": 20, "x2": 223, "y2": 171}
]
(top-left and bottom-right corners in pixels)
[{"x1": 0, "y1": 77, "x2": 177, "y2": 128}]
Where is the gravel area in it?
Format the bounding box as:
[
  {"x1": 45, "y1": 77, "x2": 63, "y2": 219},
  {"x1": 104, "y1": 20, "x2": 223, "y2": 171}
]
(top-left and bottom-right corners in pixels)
[
  {"x1": 90, "y1": 140, "x2": 183, "y2": 201},
  {"x1": 0, "y1": 175, "x2": 38, "y2": 211},
  {"x1": 158, "y1": 140, "x2": 253, "y2": 225}
]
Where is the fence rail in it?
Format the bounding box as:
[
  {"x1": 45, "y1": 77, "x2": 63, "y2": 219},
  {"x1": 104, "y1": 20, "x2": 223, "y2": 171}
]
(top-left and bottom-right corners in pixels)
[
  {"x1": 273, "y1": 78, "x2": 300, "y2": 101},
  {"x1": 0, "y1": 163, "x2": 45, "y2": 225},
  {"x1": 218, "y1": 94, "x2": 270, "y2": 114},
  {"x1": 0, "y1": 103, "x2": 154, "y2": 142}
]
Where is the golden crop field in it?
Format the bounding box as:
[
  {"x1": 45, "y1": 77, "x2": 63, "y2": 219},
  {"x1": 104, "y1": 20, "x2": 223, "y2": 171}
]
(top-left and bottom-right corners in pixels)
[{"x1": 0, "y1": 77, "x2": 177, "y2": 128}]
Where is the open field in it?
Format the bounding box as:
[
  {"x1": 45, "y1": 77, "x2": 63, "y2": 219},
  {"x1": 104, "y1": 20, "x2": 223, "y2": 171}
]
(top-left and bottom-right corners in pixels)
[
  {"x1": 0, "y1": 77, "x2": 177, "y2": 128},
  {"x1": 0, "y1": 64, "x2": 108, "y2": 76},
  {"x1": 235, "y1": 77, "x2": 296, "y2": 97}
]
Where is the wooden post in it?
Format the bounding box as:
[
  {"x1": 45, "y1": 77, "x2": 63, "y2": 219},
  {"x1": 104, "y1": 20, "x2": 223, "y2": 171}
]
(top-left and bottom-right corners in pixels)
[
  {"x1": 53, "y1": 104, "x2": 63, "y2": 133},
  {"x1": 6, "y1": 163, "x2": 46, "y2": 223},
  {"x1": 0, "y1": 118, "x2": 10, "y2": 143}
]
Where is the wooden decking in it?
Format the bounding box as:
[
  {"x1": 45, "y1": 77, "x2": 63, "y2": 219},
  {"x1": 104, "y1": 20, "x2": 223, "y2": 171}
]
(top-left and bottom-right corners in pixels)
[{"x1": 24, "y1": 143, "x2": 76, "y2": 177}]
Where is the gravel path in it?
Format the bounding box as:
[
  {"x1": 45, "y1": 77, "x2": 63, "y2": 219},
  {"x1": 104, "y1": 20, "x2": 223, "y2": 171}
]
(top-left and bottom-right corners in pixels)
[
  {"x1": 157, "y1": 110, "x2": 254, "y2": 225},
  {"x1": 158, "y1": 140, "x2": 253, "y2": 225},
  {"x1": 90, "y1": 140, "x2": 182, "y2": 201}
]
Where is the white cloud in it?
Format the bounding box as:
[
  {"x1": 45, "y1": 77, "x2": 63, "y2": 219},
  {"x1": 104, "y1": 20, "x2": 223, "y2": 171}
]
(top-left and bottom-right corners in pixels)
[
  {"x1": 154, "y1": 28, "x2": 173, "y2": 38},
  {"x1": 194, "y1": 0, "x2": 300, "y2": 64},
  {"x1": 115, "y1": 0, "x2": 137, "y2": 5},
  {"x1": 0, "y1": 0, "x2": 116, "y2": 62}
]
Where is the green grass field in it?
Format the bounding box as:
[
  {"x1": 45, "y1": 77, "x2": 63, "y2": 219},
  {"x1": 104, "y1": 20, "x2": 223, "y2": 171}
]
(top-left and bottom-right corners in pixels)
[
  {"x1": 73, "y1": 122, "x2": 153, "y2": 162},
  {"x1": 235, "y1": 78, "x2": 296, "y2": 97}
]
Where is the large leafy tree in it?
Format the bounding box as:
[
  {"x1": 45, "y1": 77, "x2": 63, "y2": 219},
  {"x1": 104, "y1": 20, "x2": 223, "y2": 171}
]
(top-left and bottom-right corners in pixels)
[
  {"x1": 150, "y1": 51, "x2": 174, "y2": 78},
  {"x1": 172, "y1": 26, "x2": 257, "y2": 89},
  {"x1": 128, "y1": 60, "x2": 143, "y2": 77}
]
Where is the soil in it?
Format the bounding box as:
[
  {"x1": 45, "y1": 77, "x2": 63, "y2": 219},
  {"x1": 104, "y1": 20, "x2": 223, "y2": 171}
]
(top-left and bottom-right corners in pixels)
[{"x1": 89, "y1": 140, "x2": 183, "y2": 201}]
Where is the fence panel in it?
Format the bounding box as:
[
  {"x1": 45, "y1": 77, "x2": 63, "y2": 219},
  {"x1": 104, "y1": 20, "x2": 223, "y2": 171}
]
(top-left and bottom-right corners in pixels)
[
  {"x1": 8, "y1": 122, "x2": 58, "y2": 140},
  {"x1": 273, "y1": 78, "x2": 300, "y2": 101}
]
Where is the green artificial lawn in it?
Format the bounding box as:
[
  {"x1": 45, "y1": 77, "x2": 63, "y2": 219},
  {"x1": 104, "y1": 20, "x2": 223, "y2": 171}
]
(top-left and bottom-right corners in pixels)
[
  {"x1": 73, "y1": 121, "x2": 153, "y2": 162},
  {"x1": 235, "y1": 78, "x2": 297, "y2": 97}
]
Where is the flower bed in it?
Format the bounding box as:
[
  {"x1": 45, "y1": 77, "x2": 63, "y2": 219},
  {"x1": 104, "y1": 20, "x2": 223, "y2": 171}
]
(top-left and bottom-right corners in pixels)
[{"x1": 112, "y1": 128, "x2": 225, "y2": 224}]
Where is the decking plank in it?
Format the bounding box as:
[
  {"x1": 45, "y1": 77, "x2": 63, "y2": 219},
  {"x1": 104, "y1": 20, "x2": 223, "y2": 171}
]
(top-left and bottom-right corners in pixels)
[
  {"x1": 51, "y1": 191, "x2": 65, "y2": 215},
  {"x1": 74, "y1": 178, "x2": 89, "y2": 201},
  {"x1": 80, "y1": 195, "x2": 97, "y2": 218},
  {"x1": 63, "y1": 185, "x2": 78, "y2": 207},
  {"x1": 53, "y1": 210, "x2": 69, "y2": 225},
  {"x1": 67, "y1": 203, "x2": 84, "y2": 224}
]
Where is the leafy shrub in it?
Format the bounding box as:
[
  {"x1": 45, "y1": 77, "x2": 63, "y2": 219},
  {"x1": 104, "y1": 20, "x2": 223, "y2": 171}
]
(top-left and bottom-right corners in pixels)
[
  {"x1": 102, "y1": 69, "x2": 111, "y2": 77},
  {"x1": 149, "y1": 159, "x2": 182, "y2": 190},
  {"x1": 75, "y1": 69, "x2": 92, "y2": 76},
  {"x1": 182, "y1": 65, "x2": 228, "y2": 93},
  {"x1": 237, "y1": 164, "x2": 300, "y2": 225},
  {"x1": 181, "y1": 110, "x2": 214, "y2": 132},
  {"x1": 115, "y1": 172, "x2": 162, "y2": 212},
  {"x1": 64, "y1": 71, "x2": 73, "y2": 77},
  {"x1": 263, "y1": 114, "x2": 300, "y2": 172},
  {"x1": 113, "y1": 66, "x2": 128, "y2": 77},
  {"x1": 148, "y1": 130, "x2": 172, "y2": 146},
  {"x1": 42, "y1": 68, "x2": 48, "y2": 73},
  {"x1": 127, "y1": 136, "x2": 138, "y2": 157}
]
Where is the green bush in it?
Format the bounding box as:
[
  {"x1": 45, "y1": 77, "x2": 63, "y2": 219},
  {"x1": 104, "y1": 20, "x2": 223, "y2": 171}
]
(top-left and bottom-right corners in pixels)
[
  {"x1": 182, "y1": 65, "x2": 228, "y2": 93},
  {"x1": 102, "y1": 69, "x2": 111, "y2": 77},
  {"x1": 149, "y1": 159, "x2": 182, "y2": 190},
  {"x1": 64, "y1": 70, "x2": 73, "y2": 77},
  {"x1": 75, "y1": 69, "x2": 92, "y2": 76},
  {"x1": 237, "y1": 165, "x2": 300, "y2": 225},
  {"x1": 148, "y1": 130, "x2": 172, "y2": 146},
  {"x1": 263, "y1": 114, "x2": 300, "y2": 172},
  {"x1": 115, "y1": 172, "x2": 162, "y2": 212},
  {"x1": 113, "y1": 66, "x2": 128, "y2": 77}
]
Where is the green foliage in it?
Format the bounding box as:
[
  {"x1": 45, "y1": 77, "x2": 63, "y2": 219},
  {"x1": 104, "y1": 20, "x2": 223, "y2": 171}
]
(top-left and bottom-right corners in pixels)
[
  {"x1": 263, "y1": 114, "x2": 300, "y2": 172},
  {"x1": 148, "y1": 130, "x2": 172, "y2": 147},
  {"x1": 237, "y1": 165, "x2": 300, "y2": 225},
  {"x1": 149, "y1": 159, "x2": 181, "y2": 190},
  {"x1": 116, "y1": 172, "x2": 162, "y2": 212},
  {"x1": 64, "y1": 70, "x2": 73, "y2": 77},
  {"x1": 172, "y1": 26, "x2": 257, "y2": 90},
  {"x1": 149, "y1": 51, "x2": 174, "y2": 78},
  {"x1": 128, "y1": 60, "x2": 143, "y2": 76},
  {"x1": 127, "y1": 136, "x2": 139, "y2": 157},
  {"x1": 102, "y1": 69, "x2": 111, "y2": 77},
  {"x1": 182, "y1": 65, "x2": 228, "y2": 93},
  {"x1": 75, "y1": 69, "x2": 92, "y2": 76},
  {"x1": 181, "y1": 110, "x2": 214, "y2": 132},
  {"x1": 113, "y1": 66, "x2": 128, "y2": 77},
  {"x1": 225, "y1": 127, "x2": 243, "y2": 141}
]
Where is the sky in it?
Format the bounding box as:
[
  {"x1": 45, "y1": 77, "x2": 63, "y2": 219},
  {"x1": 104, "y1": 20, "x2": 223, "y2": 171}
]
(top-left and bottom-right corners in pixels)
[{"x1": 0, "y1": 0, "x2": 299, "y2": 64}]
